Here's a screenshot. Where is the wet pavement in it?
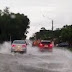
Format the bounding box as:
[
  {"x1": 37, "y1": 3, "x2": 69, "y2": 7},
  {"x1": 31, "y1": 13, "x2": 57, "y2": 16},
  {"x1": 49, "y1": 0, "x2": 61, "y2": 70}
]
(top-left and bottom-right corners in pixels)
[{"x1": 0, "y1": 42, "x2": 72, "y2": 72}]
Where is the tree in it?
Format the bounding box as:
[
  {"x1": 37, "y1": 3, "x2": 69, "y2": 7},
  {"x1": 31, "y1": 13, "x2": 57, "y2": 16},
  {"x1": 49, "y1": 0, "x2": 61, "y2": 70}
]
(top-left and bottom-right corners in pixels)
[
  {"x1": 0, "y1": 7, "x2": 30, "y2": 42},
  {"x1": 61, "y1": 25, "x2": 72, "y2": 45},
  {"x1": 41, "y1": 27, "x2": 46, "y2": 30},
  {"x1": 33, "y1": 28, "x2": 53, "y2": 40},
  {"x1": 3, "y1": 7, "x2": 9, "y2": 15}
]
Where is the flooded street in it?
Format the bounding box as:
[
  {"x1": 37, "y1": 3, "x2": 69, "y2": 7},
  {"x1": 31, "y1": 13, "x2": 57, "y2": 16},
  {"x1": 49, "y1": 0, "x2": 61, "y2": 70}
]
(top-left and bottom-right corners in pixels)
[{"x1": 0, "y1": 42, "x2": 72, "y2": 72}]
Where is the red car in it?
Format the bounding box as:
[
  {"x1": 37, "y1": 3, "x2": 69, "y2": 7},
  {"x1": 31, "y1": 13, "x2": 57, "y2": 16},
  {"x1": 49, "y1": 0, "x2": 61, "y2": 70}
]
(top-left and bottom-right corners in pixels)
[{"x1": 39, "y1": 40, "x2": 53, "y2": 52}]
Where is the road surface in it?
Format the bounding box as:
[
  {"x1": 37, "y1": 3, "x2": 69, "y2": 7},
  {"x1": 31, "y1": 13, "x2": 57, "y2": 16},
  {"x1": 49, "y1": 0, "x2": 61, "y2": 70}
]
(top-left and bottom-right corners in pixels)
[{"x1": 0, "y1": 42, "x2": 72, "y2": 72}]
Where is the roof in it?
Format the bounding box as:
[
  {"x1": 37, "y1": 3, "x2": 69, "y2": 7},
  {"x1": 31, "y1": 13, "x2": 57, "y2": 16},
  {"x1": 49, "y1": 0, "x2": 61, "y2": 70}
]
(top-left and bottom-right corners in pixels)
[{"x1": 41, "y1": 40, "x2": 51, "y2": 42}]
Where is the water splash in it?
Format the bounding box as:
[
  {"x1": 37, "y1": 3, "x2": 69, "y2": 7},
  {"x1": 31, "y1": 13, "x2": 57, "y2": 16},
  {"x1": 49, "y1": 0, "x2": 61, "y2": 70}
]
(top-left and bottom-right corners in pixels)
[{"x1": 0, "y1": 41, "x2": 11, "y2": 54}]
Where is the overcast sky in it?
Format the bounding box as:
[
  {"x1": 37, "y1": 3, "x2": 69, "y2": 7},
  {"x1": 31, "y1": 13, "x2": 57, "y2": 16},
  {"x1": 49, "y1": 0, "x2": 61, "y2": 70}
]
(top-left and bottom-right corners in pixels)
[{"x1": 0, "y1": 0, "x2": 72, "y2": 38}]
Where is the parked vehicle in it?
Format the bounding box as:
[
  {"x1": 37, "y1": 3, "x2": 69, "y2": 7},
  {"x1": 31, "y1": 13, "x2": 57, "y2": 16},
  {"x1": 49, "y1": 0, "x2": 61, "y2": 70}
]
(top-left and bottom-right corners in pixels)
[
  {"x1": 38, "y1": 40, "x2": 53, "y2": 52},
  {"x1": 11, "y1": 40, "x2": 27, "y2": 53},
  {"x1": 57, "y1": 42, "x2": 69, "y2": 47}
]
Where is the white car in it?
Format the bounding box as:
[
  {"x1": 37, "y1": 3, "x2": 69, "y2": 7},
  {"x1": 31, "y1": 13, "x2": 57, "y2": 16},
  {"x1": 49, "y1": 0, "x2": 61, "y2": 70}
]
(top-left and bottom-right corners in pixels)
[{"x1": 11, "y1": 40, "x2": 27, "y2": 53}]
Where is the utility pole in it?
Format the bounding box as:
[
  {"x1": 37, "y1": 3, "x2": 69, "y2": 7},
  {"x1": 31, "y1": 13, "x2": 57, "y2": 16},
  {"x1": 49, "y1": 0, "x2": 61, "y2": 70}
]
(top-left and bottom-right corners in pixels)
[
  {"x1": 52, "y1": 20, "x2": 54, "y2": 42},
  {"x1": 52, "y1": 20, "x2": 53, "y2": 31}
]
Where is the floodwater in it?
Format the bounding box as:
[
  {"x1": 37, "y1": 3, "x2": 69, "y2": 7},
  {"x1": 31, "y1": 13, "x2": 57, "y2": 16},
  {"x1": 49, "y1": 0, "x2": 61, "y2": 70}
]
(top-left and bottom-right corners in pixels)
[{"x1": 0, "y1": 41, "x2": 72, "y2": 72}]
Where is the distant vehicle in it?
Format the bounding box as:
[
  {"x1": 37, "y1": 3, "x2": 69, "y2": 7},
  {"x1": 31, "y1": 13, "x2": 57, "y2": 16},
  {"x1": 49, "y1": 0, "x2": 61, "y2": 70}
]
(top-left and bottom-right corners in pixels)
[
  {"x1": 32, "y1": 41, "x2": 36, "y2": 46},
  {"x1": 38, "y1": 40, "x2": 53, "y2": 52},
  {"x1": 32, "y1": 40, "x2": 41, "y2": 46},
  {"x1": 11, "y1": 40, "x2": 27, "y2": 53},
  {"x1": 57, "y1": 42, "x2": 69, "y2": 47}
]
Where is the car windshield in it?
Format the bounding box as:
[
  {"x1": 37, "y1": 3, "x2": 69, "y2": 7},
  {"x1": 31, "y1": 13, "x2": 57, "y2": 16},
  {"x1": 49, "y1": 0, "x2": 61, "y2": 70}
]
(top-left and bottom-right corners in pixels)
[
  {"x1": 13, "y1": 40, "x2": 26, "y2": 44},
  {"x1": 0, "y1": 0, "x2": 72, "y2": 72}
]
